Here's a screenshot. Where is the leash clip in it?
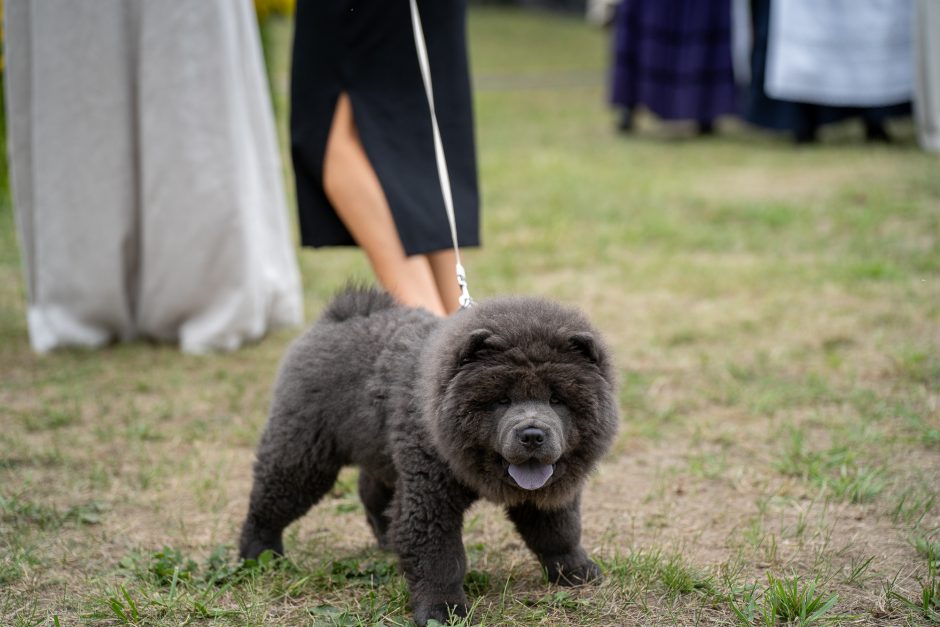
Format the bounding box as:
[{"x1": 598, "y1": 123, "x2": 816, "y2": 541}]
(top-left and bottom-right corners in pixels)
[{"x1": 456, "y1": 262, "x2": 473, "y2": 309}]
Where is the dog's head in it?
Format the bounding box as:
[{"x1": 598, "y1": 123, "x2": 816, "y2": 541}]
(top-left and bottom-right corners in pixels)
[{"x1": 419, "y1": 297, "x2": 619, "y2": 508}]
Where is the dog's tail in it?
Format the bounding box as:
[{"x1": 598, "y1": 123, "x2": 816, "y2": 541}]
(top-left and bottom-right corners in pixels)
[{"x1": 321, "y1": 284, "x2": 397, "y2": 323}]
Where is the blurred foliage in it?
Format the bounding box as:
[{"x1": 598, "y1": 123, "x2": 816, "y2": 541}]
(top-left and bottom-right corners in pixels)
[{"x1": 254, "y1": 0, "x2": 295, "y2": 24}]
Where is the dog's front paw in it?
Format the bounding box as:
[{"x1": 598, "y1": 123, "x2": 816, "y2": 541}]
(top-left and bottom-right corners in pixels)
[
  {"x1": 413, "y1": 601, "x2": 469, "y2": 626},
  {"x1": 238, "y1": 522, "x2": 284, "y2": 561},
  {"x1": 546, "y1": 557, "x2": 602, "y2": 586}
]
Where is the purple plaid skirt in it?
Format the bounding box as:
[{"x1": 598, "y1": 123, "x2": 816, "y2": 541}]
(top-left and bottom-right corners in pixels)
[{"x1": 610, "y1": 0, "x2": 737, "y2": 122}]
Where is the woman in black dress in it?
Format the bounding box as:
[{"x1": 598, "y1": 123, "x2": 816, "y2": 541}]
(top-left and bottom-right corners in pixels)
[{"x1": 290, "y1": 0, "x2": 480, "y2": 315}]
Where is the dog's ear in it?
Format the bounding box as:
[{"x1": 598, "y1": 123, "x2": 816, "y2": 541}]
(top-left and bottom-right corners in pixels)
[
  {"x1": 458, "y1": 329, "x2": 506, "y2": 366},
  {"x1": 568, "y1": 332, "x2": 599, "y2": 364}
]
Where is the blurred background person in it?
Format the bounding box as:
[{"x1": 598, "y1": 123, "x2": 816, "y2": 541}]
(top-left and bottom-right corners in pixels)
[
  {"x1": 746, "y1": 0, "x2": 912, "y2": 144},
  {"x1": 290, "y1": 1, "x2": 480, "y2": 316},
  {"x1": 4, "y1": 0, "x2": 302, "y2": 353},
  {"x1": 586, "y1": 0, "x2": 618, "y2": 26},
  {"x1": 914, "y1": 0, "x2": 940, "y2": 153},
  {"x1": 609, "y1": 0, "x2": 737, "y2": 136}
]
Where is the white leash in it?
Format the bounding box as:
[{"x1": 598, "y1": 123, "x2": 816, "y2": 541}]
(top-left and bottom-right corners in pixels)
[{"x1": 408, "y1": 0, "x2": 474, "y2": 309}]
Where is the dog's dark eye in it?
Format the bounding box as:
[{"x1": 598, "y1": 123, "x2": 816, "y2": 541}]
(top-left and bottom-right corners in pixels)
[
  {"x1": 550, "y1": 395, "x2": 562, "y2": 405},
  {"x1": 498, "y1": 398, "x2": 511, "y2": 405}
]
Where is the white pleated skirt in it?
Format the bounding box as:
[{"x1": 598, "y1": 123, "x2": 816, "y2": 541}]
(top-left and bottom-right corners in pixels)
[{"x1": 4, "y1": 0, "x2": 303, "y2": 353}]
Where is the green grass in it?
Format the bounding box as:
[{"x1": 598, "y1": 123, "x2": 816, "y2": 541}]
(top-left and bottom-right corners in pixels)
[
  {"x1": 774, "y1": 428, "x2": 887, "y2": 504},
  {"x1": 887, "y1": 538, "x2": 940, "y2": 623},
  {"x1": 728, "y1": 573, "x2": 842, "y2": 626},
  {"x1": 1, "y1": 6, "x2": 939, "y2": 626}
]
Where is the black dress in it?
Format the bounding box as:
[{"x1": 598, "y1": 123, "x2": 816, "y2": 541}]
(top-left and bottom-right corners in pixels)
[{"x1": 290, "y1": 0, "x2": 480, "y2": 256}]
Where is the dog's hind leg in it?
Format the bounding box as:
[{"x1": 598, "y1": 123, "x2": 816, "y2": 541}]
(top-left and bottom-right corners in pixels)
[
  {"x1": 358, "y1": 472, "x2": 395, "y2": 550},
  {"x1": 239, "y1": 425, "x2": 342, "y2": 560}
]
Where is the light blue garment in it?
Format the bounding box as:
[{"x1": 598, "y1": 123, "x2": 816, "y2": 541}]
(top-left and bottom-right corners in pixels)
[{"x1": 766, "y1": 0, "x2": 913, "y2": 107}]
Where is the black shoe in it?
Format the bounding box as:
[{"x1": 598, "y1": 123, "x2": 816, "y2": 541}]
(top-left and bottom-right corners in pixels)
[
  {"x1": 794, "y1": 127, "x2": 818, "y2": 144},
  {"x1": 865, "y1": 121, "x2": 891, "y2": 143},
  {"x1": 618, "y1": 110, "x2": 634, "y2": 134}
]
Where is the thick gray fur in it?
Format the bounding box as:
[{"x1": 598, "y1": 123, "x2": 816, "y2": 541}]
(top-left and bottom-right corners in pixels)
[{"x1": 239, "y1": 286, "x2": 619, "y2": 626}]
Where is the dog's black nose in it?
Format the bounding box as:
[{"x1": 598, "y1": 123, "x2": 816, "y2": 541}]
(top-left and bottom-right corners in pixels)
[{"x1": 519, "y1": 427, "x2": 546, "y2": 447}]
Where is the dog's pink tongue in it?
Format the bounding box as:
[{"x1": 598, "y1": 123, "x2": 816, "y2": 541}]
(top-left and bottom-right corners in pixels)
[{"x1": 508, "y1": 461, "x2": 553, "y2": 490}]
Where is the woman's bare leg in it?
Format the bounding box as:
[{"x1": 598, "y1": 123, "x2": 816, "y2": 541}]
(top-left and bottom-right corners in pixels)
[
  {"x1": 322, "y1": 93, "x2": 447, "y2": 316},
  {"x1": 427, "y1": 249, "x2": 463, "y2": 315}
]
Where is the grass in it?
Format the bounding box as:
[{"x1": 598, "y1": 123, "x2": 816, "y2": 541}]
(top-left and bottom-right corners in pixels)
[
  {"x1": 728, "y1": 573, "x2": 842, "y2": 626},
  {"x1": 887, "y1": 537, "x2": 940, "y2": 623},
  {"x1": 774, "y1": 428, "x2": 888, "y2": 504},
  {"x1": 1, "y1": 6, "x2": 939, "y2": 625}
]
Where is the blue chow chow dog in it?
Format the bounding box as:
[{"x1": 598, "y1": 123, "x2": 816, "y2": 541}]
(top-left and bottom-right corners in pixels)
[{"x1": 239, "y1": 286, "x2": 618, "y2": 625}]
